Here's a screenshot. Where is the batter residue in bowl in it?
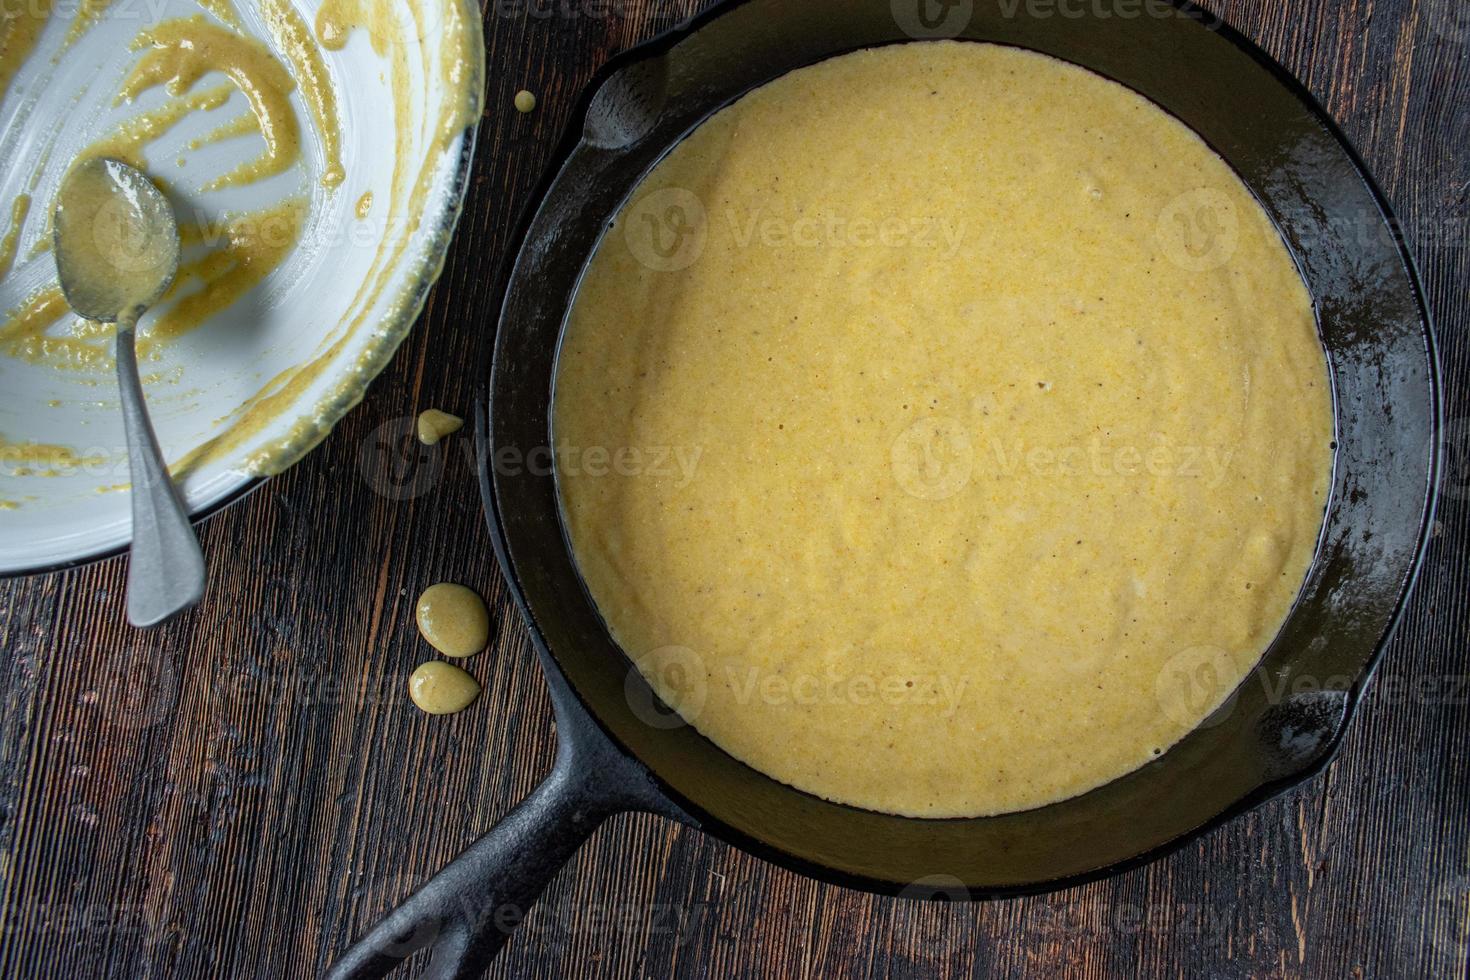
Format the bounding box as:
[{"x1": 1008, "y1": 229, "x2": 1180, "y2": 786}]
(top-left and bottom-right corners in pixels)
[
  {"x1": 0, "y1": 8, "x2": 321, "y2": 380},
  {"x1": 0, "y1": 435, "x2": 105, "y2": 478},
  {"x1": 122, "y1": 16, "x2": 303, "y2": 190},
  {"x1": 170, "y1": 0, "x2": 483, "y2": 478},
  {"x1": 0, "y1": 1, "x2": 52, "y2": 104},
  {"x1": 0, "y1": 196, "x2": 31, "y2": 279},
  {"x1": 52, "y1": 158, "x2": 179, "y2": 315},
  {"x1": 555, "y1": 43, "x2": 1334, "y2": 818},
  {"x1": 0, "y1": 0, "x2": 483, "y2": 486},
  {"x1": 1, "y1": 196, "x2": 308, "y2": 369}
]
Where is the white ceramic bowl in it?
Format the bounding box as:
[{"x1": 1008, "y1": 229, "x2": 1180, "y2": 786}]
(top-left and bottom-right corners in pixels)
[{"x1": 0, "y1": 0, "x2": 483, "y2": 574}]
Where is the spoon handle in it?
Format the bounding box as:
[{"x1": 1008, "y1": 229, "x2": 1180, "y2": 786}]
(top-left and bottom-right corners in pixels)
[{"x1": 115, "y1": 317, "x2": 205, "y2": 627}]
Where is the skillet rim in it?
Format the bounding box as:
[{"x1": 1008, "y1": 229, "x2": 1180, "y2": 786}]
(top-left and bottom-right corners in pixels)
[{"x1": 476, "y1": 0, "x2": 1443, "y2": 897}]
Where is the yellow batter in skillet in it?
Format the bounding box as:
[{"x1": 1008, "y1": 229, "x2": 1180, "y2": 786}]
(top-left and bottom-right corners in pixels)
[{"x1": 555, "y1": 43, "x2": 1333, "y2": 818}]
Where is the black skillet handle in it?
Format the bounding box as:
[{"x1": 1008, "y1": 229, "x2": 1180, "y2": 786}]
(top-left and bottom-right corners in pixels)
[{"x1": 325, "y1": 675, "x2": 680, "y2": 980}]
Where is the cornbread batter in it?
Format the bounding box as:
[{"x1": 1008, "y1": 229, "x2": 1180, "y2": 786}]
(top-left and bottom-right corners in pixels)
[
  {"x1": 0, "y1": 0, "x2": 483, "y2": 484},
  {"x1": 416, "y1": 408, "x2": 462, "y2": 445},
  {"x1": 189, "y1": 110, "x2": 260, "y2": 152},
  {"x1": 153, "y1": 197, "x2": 308, "y2": 347},
  {"x1": 1, "y1": 197, "x2": 307, "y2": 368},
  {"x1": 0, "y1": 12, "x2": 314, "y2": 376},
  {"x1": 85, "y1": 83, "x2": 237, "y2": 174},
  {"x1": 555, "y1": 43, "x2": 1333, "y2": 817},
  {"x1": 181, "y1": 0, "x2": 482, "y2": 476},
  {"x1": 258, "y1": 0, "x2": 344, "y2": 188},
  {"x1": 52, "y1": 159, "x2": 176, "y2": 315},
  {"x1": 0, "y1": 197, "x2": 29, "y2": 279},
  {"x1": 64, "y1": 0, "x2": 114, "y2": 45},
  {"x1": 122, "y1": 17, "x2": 301, "y2": 190},
  {"x1": 407, "y1": 661, "x2": 480, "y2": 715},
  {"x1": 0, "y1": 0, "x2": 52, "y2": 104},
  {"x1": 415, "y1": 582, "x2": 489, "y2": 657},
  {"x1": 196, "y1": 0, "x2": 244, "y2": 32},
  {"x1": 0, "y1": 435, "x2": 104, "y2": 475}
]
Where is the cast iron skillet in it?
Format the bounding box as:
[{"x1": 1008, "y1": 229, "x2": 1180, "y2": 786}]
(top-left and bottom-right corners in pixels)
[{"x1": 328, "y1": 0, "x2": 1440, "y2": 976}]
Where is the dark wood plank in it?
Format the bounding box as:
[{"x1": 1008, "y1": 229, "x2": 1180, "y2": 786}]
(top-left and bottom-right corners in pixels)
[{"x1": 1, "y1": 0, "x2": 1467, "y2": 977}]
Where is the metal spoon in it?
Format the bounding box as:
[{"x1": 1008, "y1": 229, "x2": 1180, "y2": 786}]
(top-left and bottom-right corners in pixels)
[{"x1": 53, "y1": 157, "x2": 204, "y2": 628}]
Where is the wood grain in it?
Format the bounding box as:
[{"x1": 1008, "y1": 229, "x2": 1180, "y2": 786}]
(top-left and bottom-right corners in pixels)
[{"x1": 2, "y1": 0, "x2": 1467, "y2": 977}]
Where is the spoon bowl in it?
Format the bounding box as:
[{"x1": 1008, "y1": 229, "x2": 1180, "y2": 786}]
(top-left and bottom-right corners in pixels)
[{"x1": 53, "y1": 157, "x2": 180, "y2": 323}]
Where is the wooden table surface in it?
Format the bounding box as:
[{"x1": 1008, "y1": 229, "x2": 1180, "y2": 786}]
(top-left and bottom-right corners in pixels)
[{"x1": 2, "y1": 0, "x2": 1467, "y2": 977}]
